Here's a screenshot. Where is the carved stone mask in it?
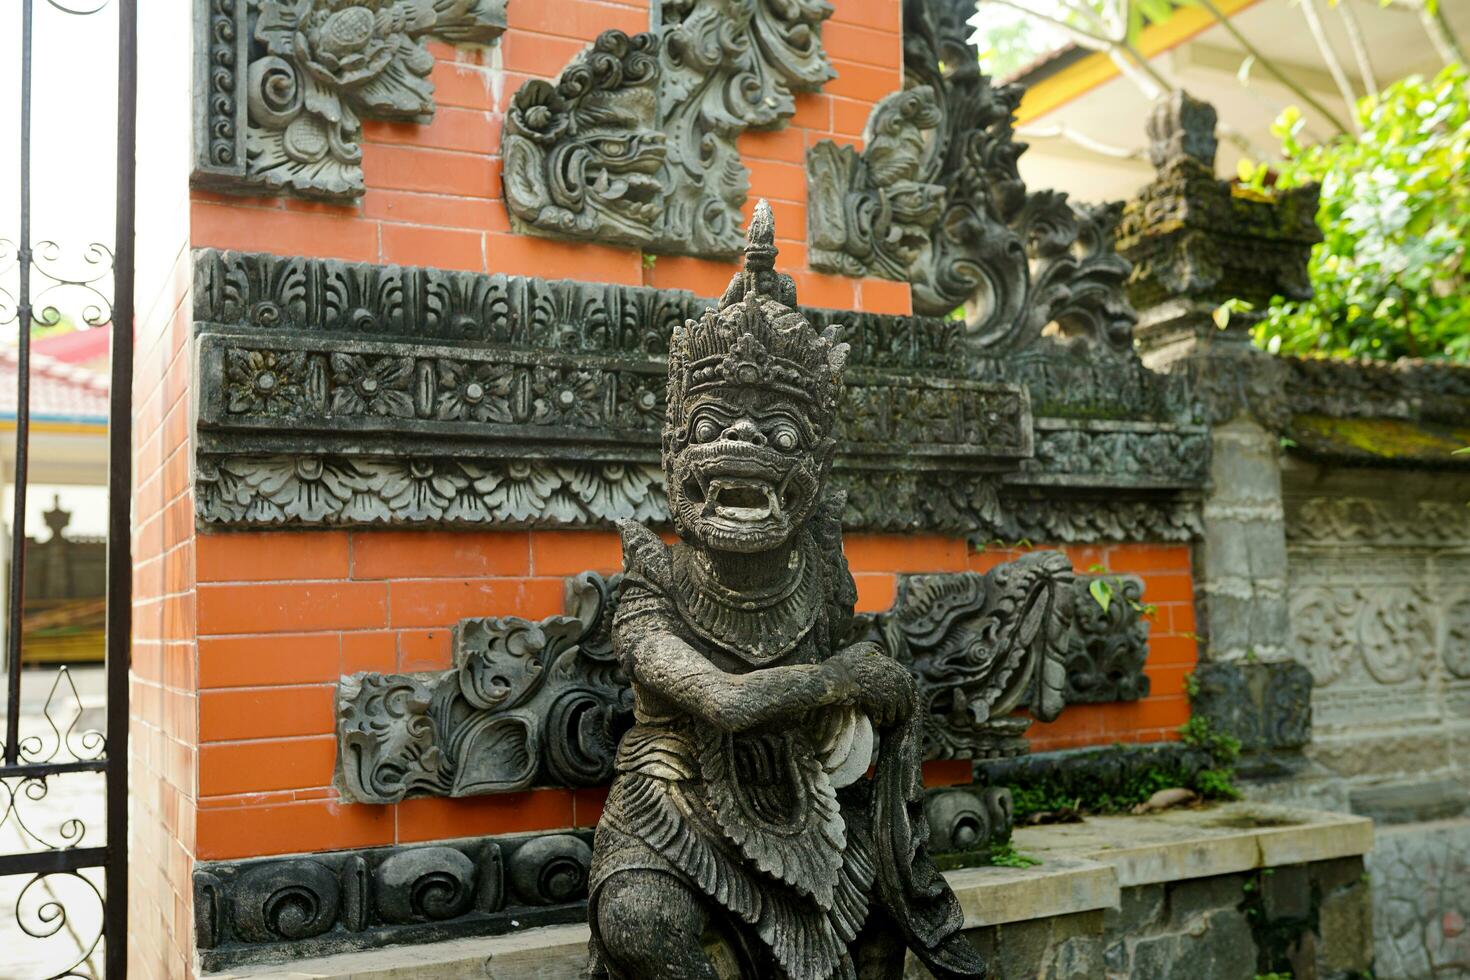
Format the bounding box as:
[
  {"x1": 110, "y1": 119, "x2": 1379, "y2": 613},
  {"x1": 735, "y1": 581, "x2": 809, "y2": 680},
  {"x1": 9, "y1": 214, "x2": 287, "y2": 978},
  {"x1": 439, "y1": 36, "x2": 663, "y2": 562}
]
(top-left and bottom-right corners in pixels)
[
  {"x1": 667, "y1": 383, "x2": 831, "y2": 553},
  {"x1": 663, "y1": 202, "x2": 847, "y2": 555}
]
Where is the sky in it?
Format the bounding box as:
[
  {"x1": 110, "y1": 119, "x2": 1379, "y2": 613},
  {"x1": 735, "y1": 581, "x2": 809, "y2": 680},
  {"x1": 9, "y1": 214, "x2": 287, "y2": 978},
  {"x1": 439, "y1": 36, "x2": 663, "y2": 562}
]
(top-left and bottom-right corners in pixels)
[
  {"x1": 0, "y1": 0, "x2": 122, "y2": 302},
  {"x1": 2, "y1": 1, "x2": 121, "y2": 542}
]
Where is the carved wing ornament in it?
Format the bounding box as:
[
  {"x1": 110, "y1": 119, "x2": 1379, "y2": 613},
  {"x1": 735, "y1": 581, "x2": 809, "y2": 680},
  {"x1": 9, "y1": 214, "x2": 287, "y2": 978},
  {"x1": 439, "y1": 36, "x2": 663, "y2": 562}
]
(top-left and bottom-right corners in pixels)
[
  {"x1": 338, "y1": 572, "x2": 634, "y2": 803},
  {"x1": 805, "y1": 0, "x2": 1138, "y2": 355},
  {"x1": 336, "y1": 561, "x2": 1151, "y2": 801}
]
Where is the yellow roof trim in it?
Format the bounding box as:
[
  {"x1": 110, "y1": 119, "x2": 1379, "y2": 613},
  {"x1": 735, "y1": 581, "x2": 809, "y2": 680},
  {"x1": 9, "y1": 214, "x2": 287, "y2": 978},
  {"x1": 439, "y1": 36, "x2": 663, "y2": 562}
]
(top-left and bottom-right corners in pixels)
[
  {"x1": 1017, "y1": 0, "x2": 1263, "y2": 123},
  {"x1": 0, "y1": 419, "x2": 108, "y2": 435}
]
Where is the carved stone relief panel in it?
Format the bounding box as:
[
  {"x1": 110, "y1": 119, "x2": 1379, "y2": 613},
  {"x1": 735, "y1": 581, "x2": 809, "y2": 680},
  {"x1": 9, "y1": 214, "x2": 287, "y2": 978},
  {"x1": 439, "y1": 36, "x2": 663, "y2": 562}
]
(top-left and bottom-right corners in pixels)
[
  {"x1": 195, "y1": 0, "x2": 508, "y2": 201},
  {"x1": 1286, "y1": 494, "x2": 1470, "y2": 738},
  {"x1": 805, "y1": 0, "x2": 1136, "y2": 347},
  {"x1": 502, "y1": 0, "x2": 835, "y2": 257},
  {"x1": 336, "y1": 562, "x2": 1154, "y2": 802}
]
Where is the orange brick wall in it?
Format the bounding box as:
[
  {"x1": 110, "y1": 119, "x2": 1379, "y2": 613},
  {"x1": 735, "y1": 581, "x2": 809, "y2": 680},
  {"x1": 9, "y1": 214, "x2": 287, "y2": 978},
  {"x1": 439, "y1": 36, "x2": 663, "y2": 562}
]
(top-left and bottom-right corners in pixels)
[{"x1": 190, "y1": 530, "x2": 1195, "y2": 862}]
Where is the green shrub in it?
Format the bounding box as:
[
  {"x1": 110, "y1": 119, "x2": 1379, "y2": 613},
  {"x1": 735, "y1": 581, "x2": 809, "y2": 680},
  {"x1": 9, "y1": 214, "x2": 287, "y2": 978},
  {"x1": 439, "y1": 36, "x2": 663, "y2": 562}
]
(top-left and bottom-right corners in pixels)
[{"x1": 1251, "y1": 64, "x2": 1470, "y2": 362}]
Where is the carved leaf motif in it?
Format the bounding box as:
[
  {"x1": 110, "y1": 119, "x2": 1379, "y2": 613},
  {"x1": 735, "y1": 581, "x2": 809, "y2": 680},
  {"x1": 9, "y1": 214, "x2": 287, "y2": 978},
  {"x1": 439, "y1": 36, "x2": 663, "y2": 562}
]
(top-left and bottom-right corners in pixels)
[
  {"x1": 449, "y1": 715, "x2": 540, "y2": 795},
  {"x1": 1359, "y1": 588, "x2": 1434, "y2": 685}
]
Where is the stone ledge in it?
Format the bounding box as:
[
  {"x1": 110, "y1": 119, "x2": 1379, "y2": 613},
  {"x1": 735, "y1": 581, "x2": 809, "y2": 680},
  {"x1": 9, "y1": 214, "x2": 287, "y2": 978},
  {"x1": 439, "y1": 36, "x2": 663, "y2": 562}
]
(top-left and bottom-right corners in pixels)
[
  {"x1": 1013, "y1": 801, "x2": 1373, "y2": 888},
  {"x1": 213, "y1": 859, "x2": 1119, "y2": 979},
  {"x1": 209, "y1": 803, "x2": 1370, "y2": 979}
]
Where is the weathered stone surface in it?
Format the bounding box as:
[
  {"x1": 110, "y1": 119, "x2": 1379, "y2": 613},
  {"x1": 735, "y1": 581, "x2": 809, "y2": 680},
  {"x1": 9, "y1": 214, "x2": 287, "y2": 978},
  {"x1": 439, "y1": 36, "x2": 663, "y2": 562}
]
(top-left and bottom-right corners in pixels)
[
  {"x1": 1367, "y1": 818, "x2": 1470, "y2": 980},
  {"x1": 1284, "y1": 468, "x2": 1470, "y2": 783},
  {"x1": 194, "y1": 831, "x2": 594, "y2": 972},
  {"x1": 194, "y1": 0, "x2": 507, "y2": 201},
  {"x1": 203, "y1": 805, "x2": 1373, "y2": 976},
  {"x1": 1118, "y1": 94, "x2": 1321, "y2": 324},
  {"x1": 1012, "y1": 802, "x2": 1373, "y2": 888},
  {"x1": 1191, "y1": 660, "x2": 1313, "y2": 753},
  {"x1": 1125, "y1": 906, "x2": 1255, "y2": 980}
]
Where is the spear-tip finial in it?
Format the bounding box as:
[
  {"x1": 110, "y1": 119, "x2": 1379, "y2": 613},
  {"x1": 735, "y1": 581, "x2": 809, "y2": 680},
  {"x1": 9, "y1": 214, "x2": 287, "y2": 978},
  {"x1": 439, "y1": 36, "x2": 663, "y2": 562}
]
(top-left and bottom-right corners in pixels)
[{"x1": 744, "y1": 199, "x2": 777, "y2": 273}]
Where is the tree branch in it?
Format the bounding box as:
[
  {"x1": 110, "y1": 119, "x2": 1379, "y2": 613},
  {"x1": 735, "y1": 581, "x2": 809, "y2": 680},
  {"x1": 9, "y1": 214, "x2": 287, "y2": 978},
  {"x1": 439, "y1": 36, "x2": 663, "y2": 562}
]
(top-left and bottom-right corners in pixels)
[
  {"x1": 1016, "y1": 124, "x2": 1149, "y2": 159},
  {"x1": 1411, "y1": 0, "x2": 1466, "y2": 65},
  {"x1": 1299, "y1": 0, "x2": 1362, "y2": 133},
  {"x1": 1195, "y1": 0, "x2": 1352, "y2": 137},
  {"x1": 1337, "y1": 0, "x2": 1380, "y2": 97}
]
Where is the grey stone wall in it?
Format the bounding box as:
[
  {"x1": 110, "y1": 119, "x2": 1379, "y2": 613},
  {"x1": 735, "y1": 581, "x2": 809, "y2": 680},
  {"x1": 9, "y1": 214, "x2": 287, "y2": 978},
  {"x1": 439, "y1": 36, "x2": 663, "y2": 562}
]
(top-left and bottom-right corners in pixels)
[
  {"x1": 904, "y1": 857, "x2": 1373, "y2": 980},
  {"x1": 1369, "y1": 819, "x2": 1470, "y2": 979}
]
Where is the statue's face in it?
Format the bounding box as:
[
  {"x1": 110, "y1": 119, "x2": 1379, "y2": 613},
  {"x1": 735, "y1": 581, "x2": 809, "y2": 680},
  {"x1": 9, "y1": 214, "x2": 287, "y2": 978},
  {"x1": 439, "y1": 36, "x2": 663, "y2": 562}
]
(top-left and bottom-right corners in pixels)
[{"x1": 667, "y1": 385, "x2": 830, "y2": 554}]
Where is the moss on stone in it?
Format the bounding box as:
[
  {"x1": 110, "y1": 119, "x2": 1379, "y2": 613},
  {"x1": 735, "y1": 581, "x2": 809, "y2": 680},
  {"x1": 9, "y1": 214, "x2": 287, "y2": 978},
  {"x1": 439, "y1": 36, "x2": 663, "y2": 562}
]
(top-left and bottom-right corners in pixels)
[{"x1": 1289, "y1": 413, "x2": 1470, "y2": 463}]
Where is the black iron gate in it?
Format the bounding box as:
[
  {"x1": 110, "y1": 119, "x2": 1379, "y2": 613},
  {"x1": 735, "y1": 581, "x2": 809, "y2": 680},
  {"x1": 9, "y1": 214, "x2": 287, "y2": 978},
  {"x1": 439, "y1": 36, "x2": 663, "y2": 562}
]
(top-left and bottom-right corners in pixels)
[{"x1": 2, "y1": 0, "x2": 136, "y2": 975}]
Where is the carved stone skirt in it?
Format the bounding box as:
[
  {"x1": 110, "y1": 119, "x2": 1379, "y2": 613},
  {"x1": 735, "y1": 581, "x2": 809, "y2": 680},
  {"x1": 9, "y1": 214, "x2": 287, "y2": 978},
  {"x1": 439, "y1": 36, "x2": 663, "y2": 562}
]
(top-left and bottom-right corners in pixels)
[{"x1": 585, "y1": 735, "x2": 878, "y2": 980}]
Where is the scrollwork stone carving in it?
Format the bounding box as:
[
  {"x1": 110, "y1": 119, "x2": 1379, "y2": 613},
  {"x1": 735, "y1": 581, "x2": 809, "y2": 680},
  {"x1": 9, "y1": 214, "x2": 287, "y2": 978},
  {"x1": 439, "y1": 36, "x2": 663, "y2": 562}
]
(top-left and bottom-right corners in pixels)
[
  {"x1": 338, "y1": 572, "x2": 631, "y2": 803},
  {"x1": 194, "y1": 0, "x2": 508, "y2": 201},
  {"x1": 806, "y1": 0, "x2": 1137, "y2": 350},
  {"x1": 336, "y1": 560, "x2": 1152, "y2": 802},
  {"x1": 503, "y1": 0, "x2": 835, "y2": 257},
  {"x1": 193, "y1": 831, "x2": 593, "y2": 971}
]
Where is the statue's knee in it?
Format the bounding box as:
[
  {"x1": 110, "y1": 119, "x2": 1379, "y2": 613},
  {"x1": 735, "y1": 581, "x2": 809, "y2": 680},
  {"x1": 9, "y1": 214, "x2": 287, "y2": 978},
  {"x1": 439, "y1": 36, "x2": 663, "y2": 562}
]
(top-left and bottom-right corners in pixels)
[{"x1": 597, "y1": 871, "x2": 703, "y2": 965}]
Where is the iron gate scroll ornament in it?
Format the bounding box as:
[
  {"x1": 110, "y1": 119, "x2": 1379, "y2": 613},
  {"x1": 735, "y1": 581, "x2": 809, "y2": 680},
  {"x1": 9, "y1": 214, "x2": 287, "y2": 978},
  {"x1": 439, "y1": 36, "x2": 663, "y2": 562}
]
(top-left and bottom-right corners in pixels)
[{"x1": 2, "y1": 0, "x2": 136, "y2": 975}]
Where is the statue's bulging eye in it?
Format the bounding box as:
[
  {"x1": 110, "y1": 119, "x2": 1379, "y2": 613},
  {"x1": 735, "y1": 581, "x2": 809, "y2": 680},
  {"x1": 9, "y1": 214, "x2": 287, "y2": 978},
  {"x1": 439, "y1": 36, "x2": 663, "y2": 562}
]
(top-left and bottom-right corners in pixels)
[
  {"x1": 771, "y1": 422, "x2": 800, "y2": 451},
  {"x1": 693, "y1": 417, "x2": 721, "y2": 443}
]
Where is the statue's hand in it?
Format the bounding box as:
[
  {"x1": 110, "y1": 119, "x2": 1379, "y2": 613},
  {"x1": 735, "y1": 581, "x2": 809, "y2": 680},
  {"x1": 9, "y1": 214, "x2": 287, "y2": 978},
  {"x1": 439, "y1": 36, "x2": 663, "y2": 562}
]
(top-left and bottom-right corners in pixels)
[{"x1": 831, "y1": 643, "x2": 914, "y2": 728}]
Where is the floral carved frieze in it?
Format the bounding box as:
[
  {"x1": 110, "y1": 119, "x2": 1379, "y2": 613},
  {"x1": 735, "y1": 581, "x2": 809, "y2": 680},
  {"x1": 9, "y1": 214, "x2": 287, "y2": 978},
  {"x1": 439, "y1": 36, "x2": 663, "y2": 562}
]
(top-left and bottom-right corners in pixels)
[
  {"x1": 192, "y1": 248, "x2": 1206, "y2": 540},
  {"x1": 805, "y1": 0, "x2": 1136, "y2": 346},
  {"x1": 502, "y1": 0, "x2": 835, "y2": 257},
  {"x1": 194, "y1": 831, "x2": 594, "y2": 971},
  {"x1": 335, "y1": 561, "x2": 1153, "y2": 803},
  {"x1": 199, "y1": 334, "x2": 1031, "y2": 460},
  {"x1": 195, "y1": 0, "x2": 507, "y2": 201}
]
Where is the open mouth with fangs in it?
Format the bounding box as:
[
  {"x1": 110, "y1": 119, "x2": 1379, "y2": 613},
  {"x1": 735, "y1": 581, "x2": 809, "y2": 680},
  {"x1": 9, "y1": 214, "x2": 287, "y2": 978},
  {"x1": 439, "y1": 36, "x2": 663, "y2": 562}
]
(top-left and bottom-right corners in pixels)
[{"x1": 704, "y1": 479, "x2": 782, "y2": 524}]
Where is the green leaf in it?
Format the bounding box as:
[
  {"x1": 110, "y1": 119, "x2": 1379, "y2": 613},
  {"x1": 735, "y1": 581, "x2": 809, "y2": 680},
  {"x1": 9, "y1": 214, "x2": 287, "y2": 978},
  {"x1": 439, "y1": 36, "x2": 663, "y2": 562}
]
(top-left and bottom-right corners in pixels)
[{"x1": 1089, "y1": 577, "x2": 1113, "y2": 614}]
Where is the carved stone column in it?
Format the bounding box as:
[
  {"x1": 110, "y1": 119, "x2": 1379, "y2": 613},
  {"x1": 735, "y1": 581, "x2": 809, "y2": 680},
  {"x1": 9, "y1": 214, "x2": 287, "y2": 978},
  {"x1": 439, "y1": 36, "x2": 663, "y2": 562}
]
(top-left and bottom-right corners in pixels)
[{"x1": 1117, "y1": 93, "x2": 1321, "y2": 762}]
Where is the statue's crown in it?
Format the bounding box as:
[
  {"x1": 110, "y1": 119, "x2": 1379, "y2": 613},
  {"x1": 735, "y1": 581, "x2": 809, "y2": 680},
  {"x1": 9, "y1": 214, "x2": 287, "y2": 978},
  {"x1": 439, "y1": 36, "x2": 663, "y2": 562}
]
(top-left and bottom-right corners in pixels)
[{"x1": 668, "y1": 201, "x2": 848, "y2": 424}]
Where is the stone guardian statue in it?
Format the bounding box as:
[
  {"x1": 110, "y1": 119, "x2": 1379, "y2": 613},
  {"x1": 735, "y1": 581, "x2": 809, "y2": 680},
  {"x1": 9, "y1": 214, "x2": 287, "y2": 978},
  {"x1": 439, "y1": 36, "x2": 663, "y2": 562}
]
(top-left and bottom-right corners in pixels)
[{"x1": 585, "y1": 202, "x2": 987, "y2": 980}]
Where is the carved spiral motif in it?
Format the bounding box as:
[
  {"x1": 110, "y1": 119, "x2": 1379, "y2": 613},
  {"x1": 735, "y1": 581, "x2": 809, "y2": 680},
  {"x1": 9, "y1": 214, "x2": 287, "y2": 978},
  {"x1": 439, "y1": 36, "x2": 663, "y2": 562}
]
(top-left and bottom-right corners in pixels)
[
  {"x1": 375, "y1": 847, "x2": 476, "y2": 924},
  {"x1": 410, "y1": 871, "x2": 469, "y2": 920},
  {"x1": 262, "y1": 886, "x2": 332, "y2": 940},
  {"x1": 232, "y1": 861, "x2": 339, "y2": 943},
  {"x1": 247, "y1": 55, "x2": 303, "y2": 129},
  {"x1": 544, "y1": 688, "x2": 623, "y2": 787},
  {"x1": 507, "y1": 834, "x2": 592, "y2": 906},
  {"x1": 1359, "y1": 590, "x2": 1433, "y2": 685}
]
